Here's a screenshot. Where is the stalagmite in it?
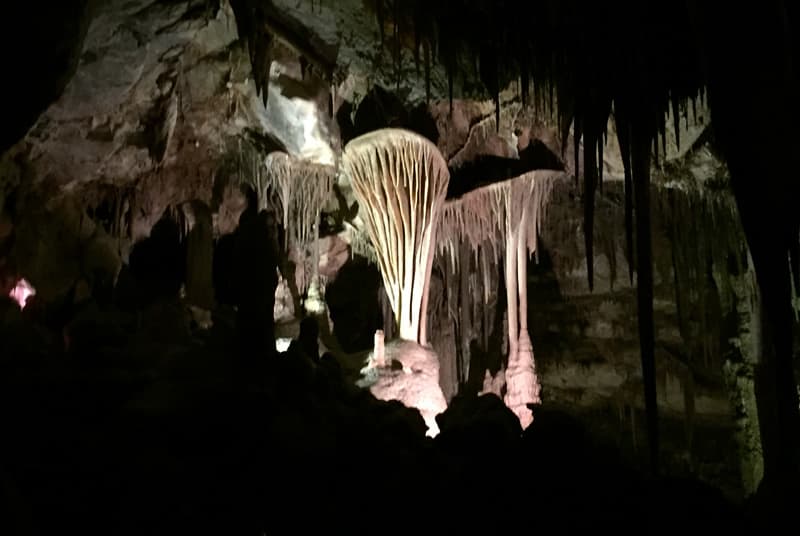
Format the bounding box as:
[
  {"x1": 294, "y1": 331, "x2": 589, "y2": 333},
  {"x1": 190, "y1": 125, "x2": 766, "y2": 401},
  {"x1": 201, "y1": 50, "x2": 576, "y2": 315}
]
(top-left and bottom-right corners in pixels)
[
  {"x1": 304, "y1": 210, "x2": 326, "y2": 316},
  {"x1": 184, "y1": 201, "x2": 215, "y2": 311},
  {"x1": 437, "y1": 169, "x2": 560, "y2": 426},
  {"x1": 342, "y1": 128, "x2": 450, "y2": 344},
  {"x1": 373, "y1": 329, "x2": 386, "y2": 366},
  {"x1": 458, "y1": 242, "x2": 471, "y2": 386},
  {"x1": 506, "y1": 201, "x2": 542, "y2": 428}
]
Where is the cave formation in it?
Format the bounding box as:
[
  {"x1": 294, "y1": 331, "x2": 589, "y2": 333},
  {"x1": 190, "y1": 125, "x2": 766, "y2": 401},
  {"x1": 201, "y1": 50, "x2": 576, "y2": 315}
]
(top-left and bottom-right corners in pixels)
[
  {"x1": 0, "y1": 0, "x2": 799, "y2": 532},
  {"x1": 438, "y1": 169, "x2": 560, "y2": 427},
  {"x1": 342, "y1": 128, "x2": 449, "y2": 345}
]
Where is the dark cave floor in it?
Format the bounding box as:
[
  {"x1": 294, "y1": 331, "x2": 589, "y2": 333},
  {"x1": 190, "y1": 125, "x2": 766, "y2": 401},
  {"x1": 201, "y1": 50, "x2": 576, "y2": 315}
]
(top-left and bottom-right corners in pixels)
[
  {"x1": 0, "y1": 296, "x2": 791, "y2": 535},
  {"x1": 0, "y1": 385, "x2": 752, "y2": 535}
]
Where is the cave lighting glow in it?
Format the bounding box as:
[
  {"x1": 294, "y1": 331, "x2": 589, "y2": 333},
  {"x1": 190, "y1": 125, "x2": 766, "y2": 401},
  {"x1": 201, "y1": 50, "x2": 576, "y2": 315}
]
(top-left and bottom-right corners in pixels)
[
  {"x1": 9, "y1": 278, "x2": 35, "y2": 309},
  {"x1": 276, "y1": 337, "x2": 293, "y2": 353},
  {"x1": 297, "y1": 98, "x2": 335, "y2": 166}
]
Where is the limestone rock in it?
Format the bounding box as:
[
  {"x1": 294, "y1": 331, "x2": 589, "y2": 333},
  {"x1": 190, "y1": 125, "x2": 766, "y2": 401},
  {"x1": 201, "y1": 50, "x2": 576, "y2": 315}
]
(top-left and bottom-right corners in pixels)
[
  {"x1": 363, "y1": 340, "x2": 447, "y2": 437},
  {"x1": 273, "y1": 276, "x2": 295, "y2": 325}
]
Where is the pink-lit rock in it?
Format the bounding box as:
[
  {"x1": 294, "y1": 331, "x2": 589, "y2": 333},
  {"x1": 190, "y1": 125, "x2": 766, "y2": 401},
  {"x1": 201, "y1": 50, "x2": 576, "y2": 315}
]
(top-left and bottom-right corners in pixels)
[
  {"x1": 366, "y1": 339, "x2": 448, "y2": 437},
  {"x1": 504, "y1": 329, "x2": 541, "y2": 429},
  {"x1": 9, "y1": 278, "x2": 35, "y2": 309},
  {"x1": 437, "y1": 170, "x2": 559, "y2": 428}
]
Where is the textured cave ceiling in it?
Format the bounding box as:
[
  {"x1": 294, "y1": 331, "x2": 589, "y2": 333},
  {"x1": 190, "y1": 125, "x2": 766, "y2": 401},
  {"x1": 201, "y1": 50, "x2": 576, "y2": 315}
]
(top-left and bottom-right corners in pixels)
[{"x1": 1, "y1": 0, "x2": 799, "y2": 477}]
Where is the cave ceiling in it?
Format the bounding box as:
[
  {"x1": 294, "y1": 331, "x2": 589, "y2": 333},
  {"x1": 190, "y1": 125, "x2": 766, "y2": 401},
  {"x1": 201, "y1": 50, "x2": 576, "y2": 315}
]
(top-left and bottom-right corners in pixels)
[{"x1": 2, "y1": 0, "x2": 718, "y2": 198}]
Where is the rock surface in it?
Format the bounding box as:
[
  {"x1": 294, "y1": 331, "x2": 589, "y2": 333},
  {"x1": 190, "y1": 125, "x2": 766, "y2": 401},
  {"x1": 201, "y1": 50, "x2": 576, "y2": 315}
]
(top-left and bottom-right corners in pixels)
[
  {"x1": 0, "y1": 0, "x2": 756, "y2": 502},
  {"x1": 362, "y1": 339, "x2": 448, "y2": 437}
]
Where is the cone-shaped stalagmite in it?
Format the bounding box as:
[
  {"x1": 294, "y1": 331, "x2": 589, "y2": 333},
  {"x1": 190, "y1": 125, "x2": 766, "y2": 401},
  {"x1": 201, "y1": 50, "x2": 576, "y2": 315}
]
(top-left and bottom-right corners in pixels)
[
  {"x1": 184, "y1": 200, "x2": 215, "y2": 310},
  {"x1": 342, "y1": 128, "x2": 450, "y2": 344}
]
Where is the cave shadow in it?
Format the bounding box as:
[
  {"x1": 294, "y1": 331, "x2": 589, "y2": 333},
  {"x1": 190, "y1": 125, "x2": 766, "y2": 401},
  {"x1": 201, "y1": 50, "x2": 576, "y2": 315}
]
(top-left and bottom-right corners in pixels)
[
  {"x1": 337, "y1": 85, "x2": 439, "y2": 146},
  {"x1": 447, "y1": 141, "x2": 565, "y2": 199},
  {"x1": 119, "y1": 211, "x2": 185, "y2": 310},
  {"x1": 325, "y1": 255, "x2": 383, "y2": 354},
  {"x1": 525, "y1": 239, "x2": 586, "y2": 358},
  {"x1": 463, "y1": 260, "x2": 508, "y2": 395},
  {"x1": 0, "y1": 205, "x2": 758, "y2": 535},
  {"x1": 212, "y1": 232, "x2": 237, "y2": 307}
]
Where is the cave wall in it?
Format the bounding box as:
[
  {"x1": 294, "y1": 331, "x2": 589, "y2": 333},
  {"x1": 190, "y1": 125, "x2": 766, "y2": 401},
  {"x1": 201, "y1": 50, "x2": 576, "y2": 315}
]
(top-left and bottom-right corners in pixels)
[
  {"x1": 427, "y1": 147, "x2": 758, "y2": 498},
  {"x1": 0, "y1": 0, "x2": 774, "y2": 501},
  {"x1": 0, "y1": 0, "x2": 341, "y2": 304},
  {"x1": 544, "y1": 171, "x2": 758, "y2": 497}
]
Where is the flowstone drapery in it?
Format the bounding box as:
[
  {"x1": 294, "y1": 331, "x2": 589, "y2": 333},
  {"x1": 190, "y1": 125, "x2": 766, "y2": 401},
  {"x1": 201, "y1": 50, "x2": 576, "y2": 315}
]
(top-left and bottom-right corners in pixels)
[
  {"x1": 438, "y1": 170, "x2": 560, "y2": 427},
  {"x1": 261, "y1": 151, "x2": 334, "y2": 248},
  {"x1": 342, "y1": 128, "x2": 450, "y2": 345},
  {"x1": 260, "y1": 151, "x2": 335, "y2": 298}
]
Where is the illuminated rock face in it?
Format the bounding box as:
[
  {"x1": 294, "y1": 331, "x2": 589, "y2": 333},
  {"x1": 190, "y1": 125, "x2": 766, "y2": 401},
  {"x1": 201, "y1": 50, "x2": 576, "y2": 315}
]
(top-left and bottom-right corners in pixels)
[
  {"x1": 364, "y1": 339, "x2": 447, "y2": 437},
  {"x1": 504, "y1": 330, "x2": 539, "y2": 429}
]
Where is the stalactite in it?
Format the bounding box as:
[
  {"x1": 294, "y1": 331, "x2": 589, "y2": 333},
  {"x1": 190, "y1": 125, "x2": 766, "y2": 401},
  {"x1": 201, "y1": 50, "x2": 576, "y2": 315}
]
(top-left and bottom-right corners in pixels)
[
  {"x1": 583, "y1": 128, "x2": 597, "y2": 291},
  {"x1": 671, "y1": 94, "x2": 681, "y2": 151},
  {"x1": 376, "y1": 0, "x2": 385, "y2": 45},
  {"x1": 349, "y1": 224, "x2": 378, "y2": 264},
  {"x1": 494, "y1": 91, "x2": 501, "y2": 134},
  {"x1": 493, "y1": 58, "x2": 500, "y2": 133},
  {"x1": 438, "y1": 170, "x2": 560, "y2": 265},
  {"x1": 480, "y1": 246, "x2": 492, "y2": 350},
  {"x1": 113, "y1": 188, "x2": 121, "y2": 241},
  {"x1": 261, "y1": 152, "x2": 335, "y2": 293},
  {"x1": 631, "y1": 116, "x2": 659, "y2": 475},
  {"x1": 789, "y1": 240, "x2": 800, "y2": 299},
  {"x1": 441, "y1": 244, "x2": 457, "y2": 326},
  {"x1": 521, "y1": 69, "x2": 529, "y2": 108},
  {"x1": 615, "y1": 106, "x2": 635, "y2": 283},
  {"x1": 436, "y1": 247, "x2": 459, "y2": 384},
  {"x1": 252, "y1": 30, "x2": 273, "y2": 108},
  {"x1": 300, "y1": 56, "x2": 308, "y2": 80},
  {"x1": 423, "y1": 40, "x2": 431, "y2": 104},
  {"x1": 652, "y1": 130, "x2": 659, "y2": 166},
  {"x1": 448, "y1": 61, "x2": 454, "y2": 114},
  {"x1": 597, "y1": 137, "x2": 604, "y2": 193},
  {"x1": 572, "y1": 115, "x2": 581, "y2": 187},
  {"x1": 669, "y1": 192, "x2": 687, "y2": 341},
  {"x1": 393, "y1": 0, "x2": 400, "y2": 91},
  {"x1": 459, "y1": 241, "x2": 471, "y2": 386},
  {"x1": 413, "y1": 17, "x2": 420, "y2": 76},
  {"x1": 412, "y1": 2, "x2": 427, "y2": 76},
  {"x1": 608, "y1": 232, "x2": 617, "y2": 289}
]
